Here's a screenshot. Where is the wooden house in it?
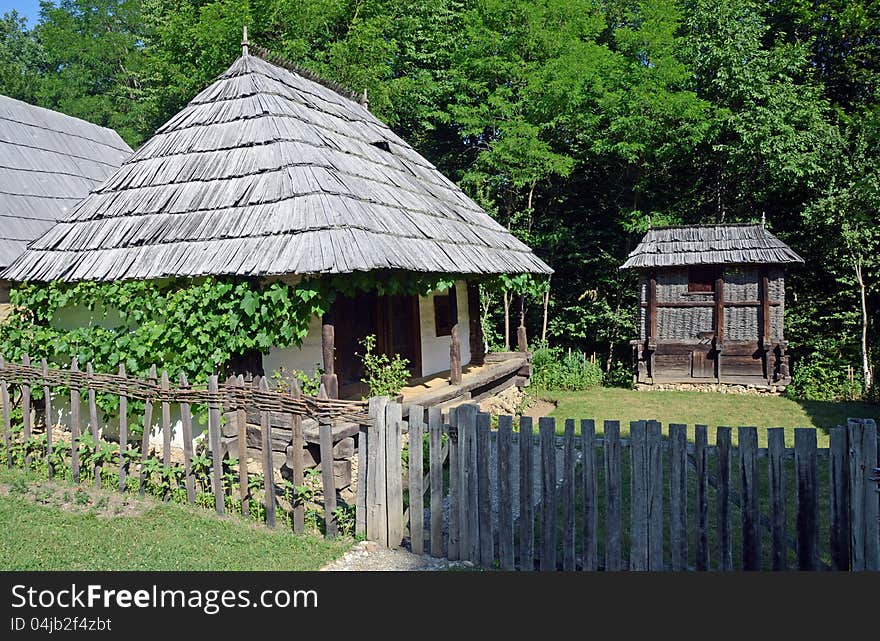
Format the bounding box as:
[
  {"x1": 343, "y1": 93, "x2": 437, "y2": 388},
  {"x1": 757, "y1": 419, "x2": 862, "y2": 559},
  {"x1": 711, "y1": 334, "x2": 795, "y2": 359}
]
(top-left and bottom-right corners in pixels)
[
  {"x1": 621, "y1": 223, "x2": 803, "y2": 390},
  {"x1": 0, "y1": 94, "x2": 132, "y2": 318},
  {"x1": 2, "y1": 40, "x2": 551, "y2": 403}
]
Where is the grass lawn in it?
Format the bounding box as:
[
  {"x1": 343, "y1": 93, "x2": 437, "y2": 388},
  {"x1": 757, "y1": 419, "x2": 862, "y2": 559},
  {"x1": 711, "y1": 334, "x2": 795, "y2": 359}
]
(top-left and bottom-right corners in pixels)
[
  {"x1": 541, "y1": 387, "x2": 880, "y2": 447},
  {"x1": 0, "y1": 469, "x2": 350, "y2": 571}
]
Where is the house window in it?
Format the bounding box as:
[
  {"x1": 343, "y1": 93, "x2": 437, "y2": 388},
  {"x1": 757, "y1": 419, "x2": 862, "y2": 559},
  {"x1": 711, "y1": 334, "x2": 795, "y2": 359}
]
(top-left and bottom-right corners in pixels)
[
  {"x1": 688, "y1": 266, "x2": 717, "y2": 293},
  {"x1": 434, "y1": 294, "x2": 454, "y2": 337}
]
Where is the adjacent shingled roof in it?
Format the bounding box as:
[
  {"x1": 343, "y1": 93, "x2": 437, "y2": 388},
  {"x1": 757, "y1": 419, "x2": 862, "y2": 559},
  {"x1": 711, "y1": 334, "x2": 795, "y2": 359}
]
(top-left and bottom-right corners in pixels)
[
  {"x1": 0, "y1": 94, "x2": 132, "y2": 269},
  {"x1": 620, "y1": 223, "x2": 804, "y2": 269},
  {"x1": 2, "y1": 51, "x2": 551, "y2": 282}
]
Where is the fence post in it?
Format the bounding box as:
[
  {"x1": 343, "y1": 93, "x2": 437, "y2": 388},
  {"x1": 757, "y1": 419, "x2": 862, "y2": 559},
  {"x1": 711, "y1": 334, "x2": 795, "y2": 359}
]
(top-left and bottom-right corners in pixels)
[
  {"x1": 179, "y1": 372, "x2": 195, "y2": 504},
  {"x1": 408, "y1": 405, "x2": 425, "y2": 555},
  {"x1": 429, "y1": 406, "x2": 444, "y2": 557},
  {"x1": 159, "y1": 370, "x2": 171, "y2": 500},
  {"x1": 716, "y1": 426, "x2": 732, "y2": 571},
  {"x1": 138, "y1": 364, "x2": 157, "y2": 497},
  {"x1": 795, "y1": 428, "x2": 819, "y2": 570},
  {"x1": 385, "y1": 402, "x2": 403, "y2": 548},
  {"x1": 848, "y1": 418, "x2": 879, "y2": 571},
  {"x1": 233, "y1": 376, "x2": 249, "y2": 517},
  {"x1": 518, "y1": 415, "x2": 534, "y2": 570},
  {"x1": 355, "y1": 414, "x2": 368, "y2": 539},
  {"x1": 70, "y1": 358, "x2": 81, "y2": 483},
  {"x1": 739, "y1": 426, "x2": 761, "y2": 570},
  {"x1": 695, "y1": 425, "x2": 709, "y2": 571},
  {"x1": 118, "y1": 364, "x2": 128, "y2": 492},
  {"x1": 497, "y1": 414, "x2": 514, "y2": 570},
  {"x1": 21, "y1": 354, "x2": 31, "y2": 469},
  {"x1": 562, "y1": 419, "x2": 575, "y2": 571},
  {"x1": 604, "y1": 420, "x2": 622, "y2": 571},
  {"x1": 669, "y1": 423, "x2": 688, "y2": 571},
  {"x1": 208, "y1": 374, "x2": 224, "y2": 515},
  {"x1": 828, "y1": 426, "x2": 849, "y2": 570},
  {"x1": 477, "y1": 411, "x2": 493, "y2": 566},
  {"x1": 0, "y1": 356, "x2": 11, "y2": 469},
  {"x1": 42, "y1": 358, "x2": 52, "y2": 480},
  {"x1": 630, "y1": 420, "x2": 648, "y2": 571},
  {"x1": 320, "y1": 421, "x2": 337, "y2": 539},
  {"x1": 258, "y1": 377, "x2": 275, "y2": 528},
  {"x1": 647, "y1": 420, "x2": 663, "y2": 571},
  {"x1": 289, "y1": 380, "x2": 305, "y2": 533},
  {"x1": 447, "y1": 408, "x2": 460, "y2": 561},
  {"x1": 86, "y1": 363, "x2": 100, "y2": 488},
  {"x1": 582, "y1": 419, "x2": 598, "y2": 571},
  {"x1": 768, "y1": 427, "x2": 787, "y2": 571},
  {"x1": 366, "y1": 396, "x2": 388, "y2": 546},
  {"x1": 539, "y1": 416, "x2": 557, "y2": 571}
]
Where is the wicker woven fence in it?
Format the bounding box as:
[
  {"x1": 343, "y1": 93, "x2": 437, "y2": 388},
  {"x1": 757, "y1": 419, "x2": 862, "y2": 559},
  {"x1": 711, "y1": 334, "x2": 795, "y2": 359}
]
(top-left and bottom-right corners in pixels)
[{"x1": 0, "y1": 354, "x2": 368, "y2": 537}]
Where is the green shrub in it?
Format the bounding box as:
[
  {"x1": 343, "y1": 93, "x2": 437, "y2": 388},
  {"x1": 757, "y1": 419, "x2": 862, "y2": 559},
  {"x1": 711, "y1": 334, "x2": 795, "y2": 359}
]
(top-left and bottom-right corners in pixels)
[
  {"x1": 271, "y1": 366, "x2": 322, "y2": 396},
  {"x1": 359, "y1": 334, "x2": 410, "y2": 398},
  {"x1": 531, "y1": 345, "x2": 603, "y2": 392},
  {"x1": 787, "y1": 357, "x2": 863, "y2": 401}
]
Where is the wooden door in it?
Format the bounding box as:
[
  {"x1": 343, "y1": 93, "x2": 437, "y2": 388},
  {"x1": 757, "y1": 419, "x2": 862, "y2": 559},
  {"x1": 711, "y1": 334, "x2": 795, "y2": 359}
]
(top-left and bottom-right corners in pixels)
[{"x1": 377, "y1": 295, "x2": 422, "y2": 378}]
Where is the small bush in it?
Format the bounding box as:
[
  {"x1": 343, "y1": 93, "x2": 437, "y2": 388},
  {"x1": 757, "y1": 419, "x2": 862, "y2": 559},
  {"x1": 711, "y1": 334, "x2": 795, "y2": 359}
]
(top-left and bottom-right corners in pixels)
[
  {"x1": 271, "y1": 366, "x2": 322, "y2": 396},
  {"x1": 531, "y1": 345, "x2": 603, "y2": 392},
  {"x1": 787, "y1": 358, "x2": 863, "y2": 402},
  {"x1": 359, "y1": 334, "x2": 410, "y2": 398}
]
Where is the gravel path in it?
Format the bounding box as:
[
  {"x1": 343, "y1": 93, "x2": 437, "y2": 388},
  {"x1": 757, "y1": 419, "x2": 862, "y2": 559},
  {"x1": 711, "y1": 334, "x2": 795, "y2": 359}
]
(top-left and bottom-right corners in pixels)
[{"x1": 321, "y1": 541, "x2": 473, "y2": 571}]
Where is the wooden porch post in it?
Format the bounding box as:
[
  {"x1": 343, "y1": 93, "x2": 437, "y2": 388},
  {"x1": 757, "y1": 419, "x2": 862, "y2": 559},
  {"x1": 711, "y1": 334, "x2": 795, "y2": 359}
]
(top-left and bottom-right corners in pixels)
[
  {"x1": 467, "y1": 282, "x2": 485, "y2": 366},
  {"x1": 714, "y1": 272, "x2": 725, "y2": 384},
  {"x1": 321, "y1": 315, "x2": 339, "y2": 399},
  {"x1": 450, "y1": 284, "x2": 462, "y2": 385},
  {"x1": 517, "y1": 295, "x2": 528, "y2": 352}
]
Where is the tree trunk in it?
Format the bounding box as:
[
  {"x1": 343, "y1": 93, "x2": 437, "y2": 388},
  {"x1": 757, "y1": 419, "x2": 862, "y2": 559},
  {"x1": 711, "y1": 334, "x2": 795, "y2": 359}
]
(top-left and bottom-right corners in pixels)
[
  {"x1": 854, "y1": 256, "x2": 872, "y2": 389},
  {"x1": 541, "y1": 279, "x2": 550, "y2": 345},
  {"x1": 503, "y1": 289, "x2": 510, "y2": 352}
]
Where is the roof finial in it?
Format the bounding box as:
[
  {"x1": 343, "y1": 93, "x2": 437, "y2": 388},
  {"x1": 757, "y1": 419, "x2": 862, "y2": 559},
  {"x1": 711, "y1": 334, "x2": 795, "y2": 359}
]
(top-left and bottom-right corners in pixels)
[
  {"x1": 647, "y1": 213, "x2": 653, "y2": 230},
  {"x1": 761, "y1": 210, "x2": 766, "y2": 227},
  {"x1": 242, "y1": 25, "x2": 249, "y2": 56},
  {"x1": 359, "y1": 88, "x2": 369, "y2": 110}
]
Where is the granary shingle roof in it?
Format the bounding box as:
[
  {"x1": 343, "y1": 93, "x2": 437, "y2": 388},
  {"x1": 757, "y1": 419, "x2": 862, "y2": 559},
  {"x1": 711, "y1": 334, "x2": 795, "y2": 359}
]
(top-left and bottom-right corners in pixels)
[
  {"x1": 0, "y1": 95, "x2": 132, "y2": 270},
  {"x1": 2, "y1": 50, "x2": 552, "y2": 282},
  {"x1": 620, "y1": 223, "x2": 804, "y2": 270}
]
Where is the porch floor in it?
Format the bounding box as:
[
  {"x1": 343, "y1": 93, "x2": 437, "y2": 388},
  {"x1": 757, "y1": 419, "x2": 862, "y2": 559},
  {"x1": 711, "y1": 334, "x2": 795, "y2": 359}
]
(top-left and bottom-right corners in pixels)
[{"x1": 401, "y1": 357, "x2": 528, "y2": 409}]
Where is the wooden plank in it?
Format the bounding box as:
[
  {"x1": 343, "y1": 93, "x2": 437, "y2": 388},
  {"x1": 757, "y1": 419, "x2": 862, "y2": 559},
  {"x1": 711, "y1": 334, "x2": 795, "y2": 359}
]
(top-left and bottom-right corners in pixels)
[
  {"x1": 647, "y1": 420, "x2": 664, "y2": 570},
  {"x1": 408, "y1": 405, "x2": 425, "y2": 555},
  {"x1": 259, "y1": 377, "x2": 276, "y2": 528},
  {"x1": 86, "y1": 363, "x2": 101, "y2": 488},
  {"x1": 118, "y1": 364, "x2": 127, "y2": 493},
  {"x1": 429, "y1": 407, "x2": 444, "y2": 557},
  {"x1": 739, "y1": 426, "x2": 761, "y2": 570},
  {"x1": 539, "y1": 416, "x2": 557, "y2": 571},
  {"x1": 581, "y1": 419, "x2": 598, "y2": 571},
  {"x1": 519, "y1": 415, "x2": 534, "y2": 570},
  {"x1": 178, "y1": 372, "x2": 195, "y2": 504},
  {"x1": 21, "y1": 354, "x2": 31, "y2": 468},
  {"x1": 42, "y1": 359, "x2": 52, "y2": 480},
  {"x1": 848, "y1": 419, "x2": 879, "y2": 571},
  {"x1": 477, "y1": 411, "x2": 493, "y2": 566},
  {"x1": 385, "y1": 402, "x2": 404, "y2": 548},
  {"x1": 716, "y1": 426, "x2": 732, "y2": 571},
  {"x1": 290, "y1": 381, "x2": 305, "y2": 534},
  {"x1": 159, "y1": 369, "x2": 171, "y2": 499},
  {"x1": 795, "y1": 428, "x2": 819, "y2": 570},
  {"x1": 0, "y1": 356, "x2": 11, "y2": 468},
  {"x1": 629, "y1": 420, "x2": 648, "y2": 571},
  {"x1": 366, "y1": 396, "x2": 387, "y2": 545},
  {"x1": 208, "y1": 374, "x2": 224, "y2": 515},
  {"x1": 829, "y1": 426, "x2": 849, "y2": 570},
  {"x1": 138, "y1": 365, "x2": 156, "y2": 497},
  {"x1": 447, "y1": 407, "x2": 460, "y2": 561},
  {"x1": 449, "y1": 324, "x2": 462, "y2": 385},
  {"x1": 768, "y1": 427, "x2": 787, "y2": 571},
  {"x1": 458, "y1": 403, "x2": 479, "y2": 562},
  {"x1": 70, "y1": 358, "x2": 81, "y2": 484},
  {"x1": 498, "y1": 415, "x2": 514, "y2": 570},
  {"x1": 648, "y1": 274, "x2": 657, "y2": 341},
  {"x1": 234, "y1": 377, "x2": 249, "y2": 517},
  {"x1": 562, "y1": 419, "x2": 575, "y2": 571},
  {"x1": 604, "y1": 420, "x2": 622, "y2": 571},
  {"x1": 355, "y1": 419, "x2": 368, "y2": 538},
  {"x1": 669, "y1": 423, "x2": 688, "y2": 571},
  {"x1": 320, "y1": 421, "x2": 337, "y2": 539},
  {"x1": 695, "y1": 425, "x2": 709, "y2": 571}
]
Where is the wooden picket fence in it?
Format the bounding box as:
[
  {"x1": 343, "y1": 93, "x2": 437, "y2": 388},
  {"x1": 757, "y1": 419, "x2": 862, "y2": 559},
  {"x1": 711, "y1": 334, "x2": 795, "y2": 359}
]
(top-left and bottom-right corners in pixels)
[
  {"x1": 0, "y1": 355, "x2": 367, "y2": 538},
  {"x1": 362, "y1": 400, "x2": 880, "y2": 571}
]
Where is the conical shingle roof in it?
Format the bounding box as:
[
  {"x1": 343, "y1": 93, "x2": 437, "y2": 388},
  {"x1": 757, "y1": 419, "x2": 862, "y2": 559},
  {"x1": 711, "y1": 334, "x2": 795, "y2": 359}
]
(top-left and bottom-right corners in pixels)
[{"x1": 3, "y1": 51, "x2": 551, "y2": 282}]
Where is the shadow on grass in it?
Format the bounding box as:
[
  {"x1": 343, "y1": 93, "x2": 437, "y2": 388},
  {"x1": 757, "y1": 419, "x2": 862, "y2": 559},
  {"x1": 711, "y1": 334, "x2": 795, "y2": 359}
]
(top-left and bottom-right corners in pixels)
[{"x1": 793, "y1": 398, "x2": 880, "y2": 437}]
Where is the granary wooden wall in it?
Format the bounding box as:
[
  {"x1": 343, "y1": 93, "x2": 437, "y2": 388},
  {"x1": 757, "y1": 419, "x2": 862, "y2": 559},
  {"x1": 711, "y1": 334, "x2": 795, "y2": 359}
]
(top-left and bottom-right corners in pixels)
[
  {"x1": 0, "y1": 280, "x2": 10, "y2": 322},
  {"x1": 637, "y1": 266, "x2": 785, "y2": 343}
]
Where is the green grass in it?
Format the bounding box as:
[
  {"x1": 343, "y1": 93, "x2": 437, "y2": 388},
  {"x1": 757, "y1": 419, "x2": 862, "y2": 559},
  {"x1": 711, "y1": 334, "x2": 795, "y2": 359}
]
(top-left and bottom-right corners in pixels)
[
  {"x1": 541, "y1": 387, "x2": 879, "y2": 446},
  {"x1": 0, "y1": 469, "x2": 350, "y2": 571}
]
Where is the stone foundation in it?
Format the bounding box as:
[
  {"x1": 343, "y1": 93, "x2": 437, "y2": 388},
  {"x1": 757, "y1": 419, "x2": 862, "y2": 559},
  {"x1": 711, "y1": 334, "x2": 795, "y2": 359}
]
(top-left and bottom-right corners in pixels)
[{"x1": 637, "y1": 382, "x2": 786, "y2": 395}]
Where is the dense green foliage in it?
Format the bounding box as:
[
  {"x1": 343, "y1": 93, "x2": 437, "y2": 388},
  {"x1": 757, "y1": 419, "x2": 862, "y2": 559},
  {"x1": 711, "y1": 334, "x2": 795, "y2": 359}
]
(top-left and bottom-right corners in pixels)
[
  {"x1": 1, "y1": 0, "x2": 878, "y2": 398},
  {"x1": 358, "y1": 334, "x2": 411, "y2": 398},
  {"x1": 531, "y1": 345, "x2": 604, "y2": 391}
]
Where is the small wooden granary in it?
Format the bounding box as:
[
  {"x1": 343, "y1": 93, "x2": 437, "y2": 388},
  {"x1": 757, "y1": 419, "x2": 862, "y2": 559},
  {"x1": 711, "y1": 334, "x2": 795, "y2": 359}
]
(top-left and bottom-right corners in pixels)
[{"x1": 621, "y1": 223, "x2": 803, "y2": 390}]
